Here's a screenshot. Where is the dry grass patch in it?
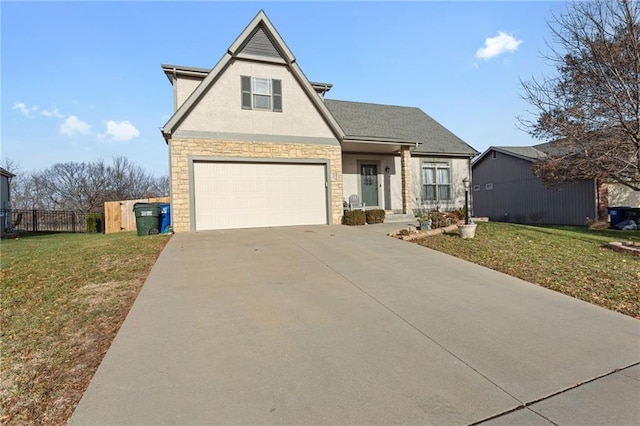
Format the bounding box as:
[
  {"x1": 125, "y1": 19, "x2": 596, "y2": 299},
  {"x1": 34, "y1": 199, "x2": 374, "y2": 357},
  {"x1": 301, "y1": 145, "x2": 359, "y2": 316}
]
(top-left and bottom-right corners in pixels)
[
  {"x1": 414, "y1": 222, "x2": 640, "y2": 318},
  {"x1": 1, "y1": 232, "x2": 170, "y2": 425}
]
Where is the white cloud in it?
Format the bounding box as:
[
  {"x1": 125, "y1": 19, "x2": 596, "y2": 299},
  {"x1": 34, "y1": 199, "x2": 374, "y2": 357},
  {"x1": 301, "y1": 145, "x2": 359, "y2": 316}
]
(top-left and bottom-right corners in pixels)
[
  {"x1": 41, "y1": 107, "x2": 65, "y2": 118},
  {"x1": 13, "y1": 102, "x2": 38, "y2": 117},
  {"x1": 104, "y1": 120, "x2": 140, "y2": 142},
  {"x1": 60, "y1": 115, "x2": 91, "y2": 136},
  {"x1": 476, "y1": 32, "x2": 522, "y2": 60}
]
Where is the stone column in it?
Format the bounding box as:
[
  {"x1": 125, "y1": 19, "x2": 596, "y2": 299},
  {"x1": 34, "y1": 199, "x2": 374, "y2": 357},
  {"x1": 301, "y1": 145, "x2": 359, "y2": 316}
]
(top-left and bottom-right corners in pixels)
[{"x1": 401, "y1": 146, "x2": 412, "y2": 214}]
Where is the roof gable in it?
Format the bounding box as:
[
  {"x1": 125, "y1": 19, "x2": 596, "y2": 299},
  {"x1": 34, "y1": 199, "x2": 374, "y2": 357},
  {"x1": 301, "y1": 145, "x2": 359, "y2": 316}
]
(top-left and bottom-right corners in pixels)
[
  {"x1": 161, "y1": 10, "x2": 343, "y2": 140},
  {"x1": 236, "y1": 26, "x2": 284, "y2": 61},
  {"x1": 0, "y1": 167, "x2": 15, "y2": 178},
  {"x1": 324, "y1": 99, "x2": 478, "y2": 156},
  {"x1": 473, "y1": 146, "x2": 547, "y2": 167}
]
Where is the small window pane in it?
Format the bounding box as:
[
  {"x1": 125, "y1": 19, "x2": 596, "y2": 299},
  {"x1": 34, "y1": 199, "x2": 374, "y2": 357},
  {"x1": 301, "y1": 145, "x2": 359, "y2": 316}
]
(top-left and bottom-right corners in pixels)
[
  {"x1": 438, "y1": 185, "x2": 450, "y2": 200},
  {"x1": 241, "y1": 76, "x2": 251, "y2": 92},
  {"x1": 242, "y1": 92, "x2": 252, "y2": 109},
  {"x1": 438, "y1": 167, "x2": 450, "y2": 184},
  {"x1": 253, "y1": 78, "x2": 271, "y2": 95},
  {"x1": 253, "y1": 94, "x2": 271, "y2": 109},
  {"x1": 425, "y1": 185, "x2": 436, "y2": 200},
  {"x1": 423, "y1": 167, "x2": 436, "y2": 184}
]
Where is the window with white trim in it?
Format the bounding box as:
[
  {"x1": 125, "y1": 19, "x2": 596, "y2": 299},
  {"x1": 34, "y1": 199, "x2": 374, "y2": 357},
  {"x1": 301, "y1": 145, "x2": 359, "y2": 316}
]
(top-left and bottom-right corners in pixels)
[
  {"x1": 241, "y1": 76, "x2": 282, "y2": 112},
  {"x1": 422, "y1": 162, "x2": 451, "y2": 201}
]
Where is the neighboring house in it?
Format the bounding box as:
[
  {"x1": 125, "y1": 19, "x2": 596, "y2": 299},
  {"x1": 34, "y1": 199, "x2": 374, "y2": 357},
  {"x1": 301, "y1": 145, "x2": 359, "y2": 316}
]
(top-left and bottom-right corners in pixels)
[
  {"x1": 0, "y1": 167, "x2": 13, "y2": 208},
  {"x1": 471, "y1": 145, "x2": 640, "y2": 226},
  {"x1": 1, "y1": 167, "x2": 15, "y2": 235},
  {"x1": 161, "y1": 10, "x2": 478, "y2": 232}
]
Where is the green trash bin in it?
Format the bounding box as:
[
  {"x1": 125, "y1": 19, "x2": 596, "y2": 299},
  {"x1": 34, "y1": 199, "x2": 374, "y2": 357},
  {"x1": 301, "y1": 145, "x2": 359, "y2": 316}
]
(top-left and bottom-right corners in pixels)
[{"x1": 133, "y1": 203, "x2": 160, "y2": 236}]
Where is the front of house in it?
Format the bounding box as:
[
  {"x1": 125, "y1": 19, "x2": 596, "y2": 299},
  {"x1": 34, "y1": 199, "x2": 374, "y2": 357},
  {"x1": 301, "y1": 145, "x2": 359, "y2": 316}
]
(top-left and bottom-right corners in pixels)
[{"x1": 161, "y1": 11, "x2": 477, "y2": 232}]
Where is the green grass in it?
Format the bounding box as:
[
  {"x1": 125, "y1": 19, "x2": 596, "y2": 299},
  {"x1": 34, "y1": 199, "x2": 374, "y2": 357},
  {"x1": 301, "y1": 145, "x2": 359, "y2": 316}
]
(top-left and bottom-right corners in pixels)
[
  {"x1": 0, "y1": 232, "x2": 170, "y2": 425},
  {"x1": 415, "y1": 222, "x2": 640, "y2": 318}
]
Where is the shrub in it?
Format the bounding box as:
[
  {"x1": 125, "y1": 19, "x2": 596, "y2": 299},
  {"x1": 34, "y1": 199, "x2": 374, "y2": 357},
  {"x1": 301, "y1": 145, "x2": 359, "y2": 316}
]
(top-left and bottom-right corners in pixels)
[
  {"x1": 342, "y1": 210, "x2": 366, "y2": 226},
  {"x1": 365, "y1": 209, "x2": 385, "y2": 224},
  {"x1": 449, "y1": 208, "x2": 464, "y2": 222},
  {"x1": 428, "y1": 211, "x2": 453, "y2": 229},
  {"x1": 86, "y1": 212, "x2": 103, "y2": 233}
]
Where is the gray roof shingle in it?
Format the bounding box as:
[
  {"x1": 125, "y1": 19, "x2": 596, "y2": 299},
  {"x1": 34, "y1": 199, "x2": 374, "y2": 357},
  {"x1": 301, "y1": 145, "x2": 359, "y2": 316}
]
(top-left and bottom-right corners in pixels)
[
  {"x1": 324, "y1": 99, "x2": 478, "y2": 156},
  {"x1": 496, "y1": 146, "x2": 547, "y2": 161}
]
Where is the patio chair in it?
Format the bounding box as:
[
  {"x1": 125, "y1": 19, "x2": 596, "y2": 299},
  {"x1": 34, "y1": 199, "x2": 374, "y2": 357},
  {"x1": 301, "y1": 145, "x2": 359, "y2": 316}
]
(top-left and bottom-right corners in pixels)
[{"x1": 348, "y1": 194, "x2": 366, "y2": 210}]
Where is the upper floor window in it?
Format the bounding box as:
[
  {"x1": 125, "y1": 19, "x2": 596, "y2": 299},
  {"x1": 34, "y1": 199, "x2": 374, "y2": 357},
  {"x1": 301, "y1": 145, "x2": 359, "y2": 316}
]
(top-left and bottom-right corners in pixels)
[
  {"x1": 422, "y1": 161, "x2": 451, "y2": 201},
  {"x1": 241, "y1": 76, "x2": 282, "y2": 112}
]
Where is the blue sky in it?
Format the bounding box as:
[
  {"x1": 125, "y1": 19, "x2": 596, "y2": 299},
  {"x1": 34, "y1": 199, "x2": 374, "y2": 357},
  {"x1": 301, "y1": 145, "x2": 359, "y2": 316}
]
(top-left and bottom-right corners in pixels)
[{"x1": 2, "y1": 1, "x2": 568, "y2": 177}]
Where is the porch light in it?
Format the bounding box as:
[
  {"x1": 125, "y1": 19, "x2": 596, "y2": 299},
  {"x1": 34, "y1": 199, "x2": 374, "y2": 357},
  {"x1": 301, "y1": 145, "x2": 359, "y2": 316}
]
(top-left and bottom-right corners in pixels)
[
  {"x1": 385, "y1": 166, "x2": 390, "y2": 174},
  {"x1": 462, "y1": 177, "x2": 470, "y2": 224}
]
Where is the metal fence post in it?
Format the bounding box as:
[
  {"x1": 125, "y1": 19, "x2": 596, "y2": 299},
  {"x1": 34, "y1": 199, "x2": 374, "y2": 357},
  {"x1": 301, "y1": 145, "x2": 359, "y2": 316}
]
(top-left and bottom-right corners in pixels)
[{"x1": 32, "y1": 209, "x2": 37, "y2": 233}]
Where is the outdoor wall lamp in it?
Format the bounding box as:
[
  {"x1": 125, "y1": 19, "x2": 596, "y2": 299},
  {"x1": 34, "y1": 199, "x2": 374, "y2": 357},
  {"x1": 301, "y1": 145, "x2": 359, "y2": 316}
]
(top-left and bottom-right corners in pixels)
[{"x1": 385, "y1": 166, "x2": 390, "y2": 174}]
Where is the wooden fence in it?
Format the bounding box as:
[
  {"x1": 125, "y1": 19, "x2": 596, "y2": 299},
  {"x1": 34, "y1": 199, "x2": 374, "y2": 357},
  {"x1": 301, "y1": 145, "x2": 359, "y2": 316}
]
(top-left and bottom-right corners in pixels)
[{"x1": 104, "y1": 197, "x2": 170, "y2": 234}]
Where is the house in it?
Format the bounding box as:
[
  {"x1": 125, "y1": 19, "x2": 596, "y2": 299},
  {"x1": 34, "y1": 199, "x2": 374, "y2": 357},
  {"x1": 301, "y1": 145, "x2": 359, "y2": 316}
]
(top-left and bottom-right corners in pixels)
[
  {"x1": 160, "y1": 10, "x2": 478, "y2": 232},
  {"x1": 1, "y1": 167, "x2": 15, "y2": 235},
  {"x1": 471, "y1": 145, "x2": 639, "y2": 226}
]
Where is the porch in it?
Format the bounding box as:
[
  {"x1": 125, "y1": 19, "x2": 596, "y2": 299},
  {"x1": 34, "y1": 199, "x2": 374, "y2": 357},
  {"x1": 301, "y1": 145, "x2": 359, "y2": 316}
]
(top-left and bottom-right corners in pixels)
[{"x1": 340, "y1": 143, "x2": 472, "y2": 218}]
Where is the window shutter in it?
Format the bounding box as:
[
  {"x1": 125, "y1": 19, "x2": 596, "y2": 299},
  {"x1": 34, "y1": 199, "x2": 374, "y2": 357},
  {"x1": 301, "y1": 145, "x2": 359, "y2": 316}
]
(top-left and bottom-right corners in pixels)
[
  {"x1": 272, "y1": 79, "x2": 282, "y2": 112},
  {"x1": 241, "y1": 76, "x2": 252, "y2": 109}
]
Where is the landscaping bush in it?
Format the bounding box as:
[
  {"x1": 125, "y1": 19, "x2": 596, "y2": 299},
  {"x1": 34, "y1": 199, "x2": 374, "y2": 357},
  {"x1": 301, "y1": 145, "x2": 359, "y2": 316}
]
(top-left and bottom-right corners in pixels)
[
  {"x1": 86, "y1": 212, "x2": 103, "y2": 233},
  {"x1": 365, "y1": 209, "x2": 385, "y2": 224},
  {"x1": 428, "y1": 211, "x2": 453, "y2": 229},
  {"x1": 342, "y1": 210, "x2": 366, "y2": 226},
  {"x1": 449, "y1": 208, "x2": 464, "y2": 222}
]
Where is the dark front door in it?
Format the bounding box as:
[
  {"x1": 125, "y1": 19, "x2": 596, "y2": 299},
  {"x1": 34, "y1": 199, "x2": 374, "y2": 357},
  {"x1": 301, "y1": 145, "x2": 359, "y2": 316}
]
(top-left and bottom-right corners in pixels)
[{"x1": 361, "y1": 164, "x2": 379, "y2": 207}]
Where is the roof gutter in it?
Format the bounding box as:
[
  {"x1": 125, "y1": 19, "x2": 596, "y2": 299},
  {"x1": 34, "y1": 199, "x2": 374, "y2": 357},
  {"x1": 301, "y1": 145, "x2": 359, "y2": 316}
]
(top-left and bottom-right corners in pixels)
[{"x1": 343, "y1": 136, "x2": 418, "y2": 145}]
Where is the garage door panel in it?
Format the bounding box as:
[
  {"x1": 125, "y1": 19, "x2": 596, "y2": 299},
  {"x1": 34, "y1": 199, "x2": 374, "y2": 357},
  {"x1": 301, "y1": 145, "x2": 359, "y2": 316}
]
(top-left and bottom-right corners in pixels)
[{"x1": 194, "y1": 162, "x2": 328, "y2": 230}]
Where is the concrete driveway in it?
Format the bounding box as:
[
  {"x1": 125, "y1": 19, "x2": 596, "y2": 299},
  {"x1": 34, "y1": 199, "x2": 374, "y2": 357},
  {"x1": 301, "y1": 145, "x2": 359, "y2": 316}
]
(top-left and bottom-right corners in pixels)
[{"x1": 70, "y1": 225, "x2": 640, "y2": 425}]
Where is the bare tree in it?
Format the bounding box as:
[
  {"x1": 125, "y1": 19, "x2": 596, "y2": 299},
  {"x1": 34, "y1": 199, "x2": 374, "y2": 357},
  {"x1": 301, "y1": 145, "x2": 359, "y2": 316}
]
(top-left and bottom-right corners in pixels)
[
  {"x1": 520, "y1": 0, "x2": 640, "y2": 191},
  {"x1": 9, "y1": 157, "x2": 169, "y2": 212}
]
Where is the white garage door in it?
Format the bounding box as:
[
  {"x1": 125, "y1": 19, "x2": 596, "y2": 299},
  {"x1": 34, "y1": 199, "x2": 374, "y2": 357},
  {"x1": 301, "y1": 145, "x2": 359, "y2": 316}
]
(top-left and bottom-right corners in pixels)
[{"x1": 193, "y1": 162, "x2": 328, "y2": 230}]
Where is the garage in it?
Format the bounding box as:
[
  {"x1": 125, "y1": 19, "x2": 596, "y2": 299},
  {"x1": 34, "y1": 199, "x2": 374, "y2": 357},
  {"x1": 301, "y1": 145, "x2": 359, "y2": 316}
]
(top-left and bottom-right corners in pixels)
[{"x1": 193, "y1": 161, "x2": 329, "y2": 231}]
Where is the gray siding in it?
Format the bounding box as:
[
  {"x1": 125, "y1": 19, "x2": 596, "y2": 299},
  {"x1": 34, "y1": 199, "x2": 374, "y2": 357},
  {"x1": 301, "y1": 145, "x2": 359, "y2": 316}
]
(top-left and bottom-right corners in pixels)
[
  {"x1": 472, "y1": 150, "x2": 597, "y2": 225},
  {"x1": 240, "y1": 27, "x2": 281, "y2": 59},
  {"x1": 1, "y1": 175, "x2": 9, "y2": 205}
]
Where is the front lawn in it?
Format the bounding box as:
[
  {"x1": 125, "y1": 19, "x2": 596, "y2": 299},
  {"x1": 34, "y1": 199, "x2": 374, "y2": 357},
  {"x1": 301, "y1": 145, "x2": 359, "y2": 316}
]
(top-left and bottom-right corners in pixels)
[
  {"x1": 0, "y1": 232, "x2": 170, "y2": 425},
  {"x1": 415, "y1": 222, "x2": 640, "y2": 318}
]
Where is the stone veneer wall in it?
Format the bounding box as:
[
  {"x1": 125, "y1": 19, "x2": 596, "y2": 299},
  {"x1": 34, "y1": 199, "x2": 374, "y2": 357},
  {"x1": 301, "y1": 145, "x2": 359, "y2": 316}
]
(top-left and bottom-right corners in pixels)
[
  {"x1": 400, "y1": 146, "x2": 412, "y2": 214},
  {"x1": 169, "y1": 138, "x2": 343, "y2": 232}
]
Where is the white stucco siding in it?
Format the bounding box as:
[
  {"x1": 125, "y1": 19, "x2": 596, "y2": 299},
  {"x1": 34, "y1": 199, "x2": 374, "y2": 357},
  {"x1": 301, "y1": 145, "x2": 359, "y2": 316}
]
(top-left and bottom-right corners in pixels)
[
  {"x1": 175, "y1": 77, "x2": 202, "y2": 111},
  {"x1": 177, "y1": 59, "x2": 336, "y2": 140},
  {"x1": 608, "y1": 183, "x2": 640, "y2": 207},
  {"x1": 412, "y1": 157, "x2": 470, "y2": 211},
  {"x1": 342, "y1": 154, "x2": 403, "y2": 211}
]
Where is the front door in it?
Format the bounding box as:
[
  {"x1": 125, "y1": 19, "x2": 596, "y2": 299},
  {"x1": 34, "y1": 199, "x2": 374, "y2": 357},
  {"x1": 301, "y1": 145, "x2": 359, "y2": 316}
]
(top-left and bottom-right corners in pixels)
[{"x1": 360, "y1": 164, "x2": 379, "y2": 207}]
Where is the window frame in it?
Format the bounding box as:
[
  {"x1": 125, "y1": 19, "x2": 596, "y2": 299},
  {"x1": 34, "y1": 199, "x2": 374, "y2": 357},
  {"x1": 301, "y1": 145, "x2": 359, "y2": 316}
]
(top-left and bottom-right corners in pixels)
[
  {"x1": 421, "y1": 160, "x2": 452, "y2": 203},
  {"x1": 241, "y1": 76, "x2": 282, "y2": 112}
]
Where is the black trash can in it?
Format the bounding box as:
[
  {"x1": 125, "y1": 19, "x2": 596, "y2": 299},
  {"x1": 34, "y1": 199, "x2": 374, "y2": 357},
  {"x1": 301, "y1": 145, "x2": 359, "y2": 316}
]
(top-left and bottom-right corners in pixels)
[{"x1": 133, "y1": 203, "x2": 160, "y2": 236}]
